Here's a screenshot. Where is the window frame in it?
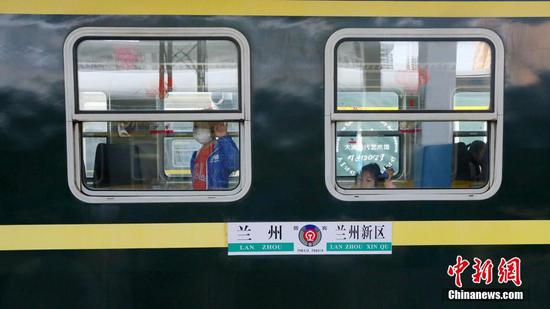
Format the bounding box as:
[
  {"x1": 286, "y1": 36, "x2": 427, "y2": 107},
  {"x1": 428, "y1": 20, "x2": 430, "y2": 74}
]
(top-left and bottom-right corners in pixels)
[
  {"x1": 324, "y1": 28, "x2": 504, "y2": 201},
  {"x1": 64, "y1": 27, "x2": 251, "y2": 203}
]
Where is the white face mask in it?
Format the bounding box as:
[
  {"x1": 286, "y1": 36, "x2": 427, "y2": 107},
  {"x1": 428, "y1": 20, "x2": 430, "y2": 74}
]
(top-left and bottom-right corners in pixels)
[{"x1": 193, "y1": 128, "x2": 212, "y2": 144}]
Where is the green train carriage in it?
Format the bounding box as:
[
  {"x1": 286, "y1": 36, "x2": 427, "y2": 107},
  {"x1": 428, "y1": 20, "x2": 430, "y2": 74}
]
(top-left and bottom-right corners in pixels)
[{"x1": 0, "y1": 1, "x2": 549, "y2": 307}]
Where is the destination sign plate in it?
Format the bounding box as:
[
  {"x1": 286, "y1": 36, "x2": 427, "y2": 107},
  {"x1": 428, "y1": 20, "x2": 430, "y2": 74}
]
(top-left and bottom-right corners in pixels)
[{"x1": 227, "y1": 222, "x2": 392, "y2": 256}]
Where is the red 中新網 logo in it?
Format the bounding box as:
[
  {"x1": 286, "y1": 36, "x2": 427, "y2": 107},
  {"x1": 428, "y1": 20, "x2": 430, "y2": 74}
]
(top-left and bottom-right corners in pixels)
[{"x1": 447, "y1": 256, "x2": 522, "y2": 288}]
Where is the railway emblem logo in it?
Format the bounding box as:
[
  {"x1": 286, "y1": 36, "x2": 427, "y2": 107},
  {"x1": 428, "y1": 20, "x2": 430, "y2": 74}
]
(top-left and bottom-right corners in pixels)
[{"x1": 298, "y1": 224, "x2": 322, "y2": 247}]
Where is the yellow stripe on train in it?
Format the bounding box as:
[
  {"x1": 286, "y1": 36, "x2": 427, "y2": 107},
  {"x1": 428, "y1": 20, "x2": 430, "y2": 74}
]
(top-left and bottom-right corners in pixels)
[
  {"x1": 336, "y1": 106, "x2": 489, "y2": 111},
  {"x1": 337, "y1": 106, "x2": 399, "y2": 111},
  {"x1": 0, "y1": 220, "x2": 548, "y2": 251},
  {"x1": 1, "y1": 1, "x2": 550, "y2": 17}
]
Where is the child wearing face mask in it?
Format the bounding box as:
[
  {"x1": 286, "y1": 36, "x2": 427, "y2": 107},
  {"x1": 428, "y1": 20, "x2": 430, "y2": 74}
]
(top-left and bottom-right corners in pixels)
[{"x1": 190, "y1": 122, "x2": 239, "y2": 190}]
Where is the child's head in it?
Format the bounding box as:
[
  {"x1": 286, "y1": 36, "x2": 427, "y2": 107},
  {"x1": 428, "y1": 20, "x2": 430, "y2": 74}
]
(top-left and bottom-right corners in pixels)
[{"x1": 356, "y1": 163, "x2": 382, "y2": 188}]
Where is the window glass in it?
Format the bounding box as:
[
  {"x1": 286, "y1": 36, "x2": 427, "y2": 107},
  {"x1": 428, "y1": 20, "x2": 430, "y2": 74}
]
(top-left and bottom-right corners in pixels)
[
  {"x1": 164, "y1": 135, "x2": 240, "y2": 178},
  {"x1": 82, "y1": 121, "x2": 240, "y2": 191},
  {"x1": 83, "y1": 137, "x2": 107, "y2": 178},
  {"x1": 336, "y1": 121, "x2": 398, "y2": 132},
  {"x1": 336, "y1": 121, "x2": 489, "y2": 190},
  {"x1": 77, "y1": 39, "x2": 239, "y2": 111},
  {"x1": 337, "y1": 91, "x2": 399, "y2": 111},
  {"x1": 336, "y1": 40, "x2": 492, "y2": 111},
  {"x1": 336, "y1": 121, "x2": 400, "y2": 177},
  {"x1": 453, "y1": 121, "x2": 488, "y2": 145},
  {"x1": 453, "y1": 92, "x2": 490, "y2": 111},
  {"x1": 83, "y1": 122, "x2": 108, "y2": 133}
]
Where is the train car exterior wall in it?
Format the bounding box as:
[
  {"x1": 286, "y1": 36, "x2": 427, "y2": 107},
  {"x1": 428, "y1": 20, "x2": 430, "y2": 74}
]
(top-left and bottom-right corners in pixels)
[{"x1": 0, "y1": 2, "x2": 549, "y2": 307}]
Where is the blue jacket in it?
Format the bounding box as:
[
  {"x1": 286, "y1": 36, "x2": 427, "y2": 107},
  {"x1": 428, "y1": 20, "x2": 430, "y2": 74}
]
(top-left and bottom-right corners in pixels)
[{"x1": 190, "y1": 136, "x2": 239, "y2": 189}]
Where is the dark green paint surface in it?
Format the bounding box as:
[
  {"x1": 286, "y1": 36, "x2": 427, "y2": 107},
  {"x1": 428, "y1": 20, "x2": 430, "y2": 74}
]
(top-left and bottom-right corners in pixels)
[
  {"x1": 0, "y1": 246, "x2": 547, "y2": 308},
  {"x1": 0, "y1": 15, "x2": 548, "y2": 307}
]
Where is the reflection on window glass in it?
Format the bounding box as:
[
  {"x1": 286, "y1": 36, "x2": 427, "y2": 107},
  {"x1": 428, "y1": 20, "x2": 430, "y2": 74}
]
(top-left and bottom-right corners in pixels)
[
  {"x1": 82, "y1": 121, "x2": 240, "y2": 191},
  {"x1": 336, "y1": 121, "x2": 399, "y2": 178},
  {"x1": 164, "y1": 138, "x2": 201, "y2": 177},
  {"x1": 336, "y1": 121, "x2": 489, "y2": 189},
  {"x1": 336, "y1": 41, "x2": 492, "y2": 111},
  {"x1": 82, "y1": 122, "x2": 108, "y2": 133},
  {"x1": 453, "y1": 121, "x2": 488, "y2": 145},
  {"x1": 77, "y1": 39, "x2": 239, "y2": 111},
  {"x1": 453, "y1": 92, "x2": 490, "y2": 110},
  {"x1": 80, "y1": 92, "x2": 107, "y2": 111},
  {"x1": 337, "y1": 92, "x2": 399, "y2": 111}
]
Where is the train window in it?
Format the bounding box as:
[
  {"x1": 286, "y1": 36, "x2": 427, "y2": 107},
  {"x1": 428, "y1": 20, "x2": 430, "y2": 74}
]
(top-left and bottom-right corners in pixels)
[
  {"x1": 81, "y1": 121, "x2": 240, "y2": 191},
  {"x1": 64, "y1": 28, "x2": 251, "y2": 203},
  {"x1": 77, "y1": 39, "x2": 239, "y2": 112},
  {"x1": 336, "y1": 40, "x2": 493, "y2": 112},
  {"x1": 325, "y1": 29, "x2": 503, "y2": 201},
  {"x1": 336, "y1": 121, "x2": 489, "y2": 190}
]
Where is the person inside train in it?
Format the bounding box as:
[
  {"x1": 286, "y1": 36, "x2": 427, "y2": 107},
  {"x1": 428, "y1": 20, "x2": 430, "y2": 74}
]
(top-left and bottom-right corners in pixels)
[
  {"x1": 355, "y1": 163, "x2": 396, "y2": 189},
  {"x1": 190, "y1": 121, "x2": 239, "y2": 190},
  {"x1": 454, "y1": 142, "x2": 471, "y2": 181},
  {"x1": 468, "y1": 140, "x2": 488, "y2": 182}
]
